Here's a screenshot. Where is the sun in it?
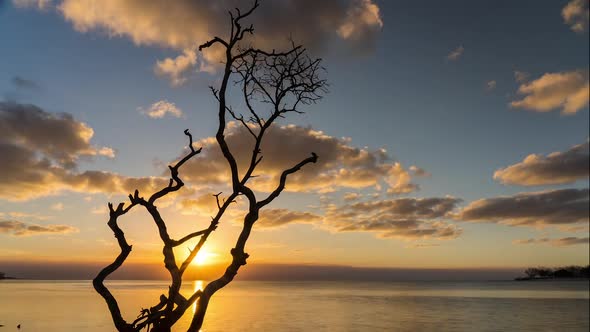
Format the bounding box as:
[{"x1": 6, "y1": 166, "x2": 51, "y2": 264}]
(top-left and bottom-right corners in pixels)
[{"x1": 193, "y1": 248, "x2": 215, "y2": 266}]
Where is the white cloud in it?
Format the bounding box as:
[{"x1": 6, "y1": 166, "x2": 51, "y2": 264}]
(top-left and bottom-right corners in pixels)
[
  {"x1": 96, "y1": 147, "x2": 116, "y2": 158},
  {"x1": 138, "y1": 100, "x2": 184, "y2": 119},
  {"x1": 154, "y1": 49, "x2": 197, "y2": 86}
]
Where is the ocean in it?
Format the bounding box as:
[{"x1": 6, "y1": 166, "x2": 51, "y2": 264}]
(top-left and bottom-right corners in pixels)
[{"x1": 0, "y1": 280, "x2": 588, "y2": 331}]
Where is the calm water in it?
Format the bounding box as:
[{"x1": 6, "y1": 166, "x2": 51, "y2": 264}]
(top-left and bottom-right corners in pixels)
[{"x1": 0, "y1": 280, "x2": 588, "y2": 331}]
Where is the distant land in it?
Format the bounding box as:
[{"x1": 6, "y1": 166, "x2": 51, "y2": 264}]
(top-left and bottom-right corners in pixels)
[
  {"x1": 515, "y1": 265, "x2": 590, "y2": 281},
  {"x1": 0, "y1": 272, "x2": 17, "y2": 280},
  {"x1": 5, "y1": 262, "x2": 590, "y2": 282},
  {"x1": 0, "y1": 261, "x2": 526, "y2": 281}
]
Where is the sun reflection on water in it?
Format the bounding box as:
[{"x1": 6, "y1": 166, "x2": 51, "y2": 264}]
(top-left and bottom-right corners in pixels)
[{"x1": 193, "y1": 280, "x2": 204, "y2": 313}]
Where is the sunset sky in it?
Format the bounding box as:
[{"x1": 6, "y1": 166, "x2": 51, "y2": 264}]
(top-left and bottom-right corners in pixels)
[{"x1": 0, "y1": 0, "x2": 588, "y2": 278}]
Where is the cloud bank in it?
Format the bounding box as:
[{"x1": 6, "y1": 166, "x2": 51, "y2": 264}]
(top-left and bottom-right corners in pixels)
[
  {"x1": 324, "y1": 197, "x2": 462, "y2": 240},
  {"x1": 16, "y1": 0, "x2": 384, "y2": 85},
  {"x1": 0, "y1": 102, "x2": 166, "y2": 200},
  {"x1": 257, "y1": 208, "x2": 323, "y2": 229},
  {"x1": 457, "y1": 188, "x2": 589, "y2": 227},
  {"x1": 180, "y1": 123, "x2": 420, "y2": 194}
]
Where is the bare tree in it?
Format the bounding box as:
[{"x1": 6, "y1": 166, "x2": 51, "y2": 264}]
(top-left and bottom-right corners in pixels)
[{"x1": 93, "y1": 1, "x2": 327, "y2": 331}]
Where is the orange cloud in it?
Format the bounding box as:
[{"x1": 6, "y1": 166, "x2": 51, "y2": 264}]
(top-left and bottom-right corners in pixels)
[
  {"x1": 16, "y1": 0, "x2": 383, "y2": 85},
  {"x1": 0, "y1": 220, "x2": 78, "y2": 236},
  {"x1": 0, "y1": 102, "x2": 114, "y2": 167},
  {"x1": 0, "y1": 102, "x2": 167, "y2": 200},
  {"x1": 179, "y1": 123, "x2": 419, "y2": 194},
  {"x1": 562, "y1": 0, "x2": 589, "y2": 33},
  {"x1": 510, "y1": 69, "x2": 589, "y2": 115},
  {"x1": 154, "y1": 49, "x2": 197, "y2": 86}
]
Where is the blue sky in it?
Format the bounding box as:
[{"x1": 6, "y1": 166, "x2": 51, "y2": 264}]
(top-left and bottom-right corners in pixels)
[{"x1": 0, "y1": 0, "x2": 588, "y2": 273}]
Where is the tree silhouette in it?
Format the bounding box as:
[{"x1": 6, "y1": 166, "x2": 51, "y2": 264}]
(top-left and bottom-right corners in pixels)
[{"x1": 93, "y1": 1, "x2": 327, "y2": 331}]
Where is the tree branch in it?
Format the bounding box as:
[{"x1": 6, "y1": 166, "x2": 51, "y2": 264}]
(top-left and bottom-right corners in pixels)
[
  {"x1": 170, "y1": 228, "x2": 212, "y2": 247},
  {"x1": 93, "y1": 201, "x2": 138, "y2": 332},
  {"x1": 257, "y1": 152, "x2": 318, "y2": 208},
  {"x1": 149, "y1": 130, "x2": 202, "y2": 204},
  {"x1": 198, "y1": 36, "x2": 228, "y2": 51}
]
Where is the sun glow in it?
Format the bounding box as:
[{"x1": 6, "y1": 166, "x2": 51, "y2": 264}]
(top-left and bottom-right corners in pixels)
[{"x1": 192, "y1": 248, "x2": 216, "y2": 266}]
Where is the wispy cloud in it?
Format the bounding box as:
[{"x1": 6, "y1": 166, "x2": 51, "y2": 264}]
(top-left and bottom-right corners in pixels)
[
  {"x1": 406, "y1": 243, "x2": 441, "y2": 249},
  {"x1": 513, "y1": 237, "x2": 589, "y2": 247},
  {"x1": 343, "y1": 192, "x2": 361, "y2": 202},
  {"x1": 562, "y1": 0, "x2": 589, "y2": 33},
  {"x1": 446, "y1": 45, "x2": 464, "y2": 61},
  {"x1": 11, "y1": 76, "x2": 40, "y2": 90},
  {"x1": 409, "y1": 165, "x2": 430, "y2": 177},
  {"x1": 486, "y1": 80, "x2": 497, "y2": 91},
  {"x1": 50, "y1": 202, "x2": 64, "y2": 211},
  {"x1": 514, "y1": 71, "x2": 530, "y2": 83},
  {"x1": 12, "y1": 0, "x2": 51, "y2": 10},
  {"x1": 0, "y1": 220, "x2": 78, "y2": 236}
]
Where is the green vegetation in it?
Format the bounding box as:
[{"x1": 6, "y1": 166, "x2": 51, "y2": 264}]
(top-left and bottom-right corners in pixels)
[{"x1": 515, "y1": 265, "x2": 590, "y2": 280}]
